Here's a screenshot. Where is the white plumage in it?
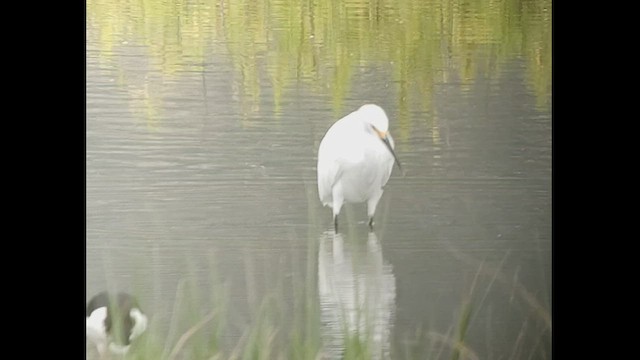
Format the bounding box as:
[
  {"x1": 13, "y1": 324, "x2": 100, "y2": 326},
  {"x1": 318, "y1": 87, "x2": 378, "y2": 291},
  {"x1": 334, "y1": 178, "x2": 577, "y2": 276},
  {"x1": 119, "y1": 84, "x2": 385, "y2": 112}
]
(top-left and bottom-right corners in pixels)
[{"x1": 317, "y1": 104, "x2": 401, "y2": 232}]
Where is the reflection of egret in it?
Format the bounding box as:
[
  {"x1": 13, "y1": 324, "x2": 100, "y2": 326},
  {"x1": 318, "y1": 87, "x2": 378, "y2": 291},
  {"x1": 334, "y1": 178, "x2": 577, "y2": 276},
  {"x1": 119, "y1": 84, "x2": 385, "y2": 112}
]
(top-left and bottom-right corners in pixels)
[
  {"x1": 317, "y1": 104, "x2": 402, "y2": 232},
  {"x1": 86, "y1": 291, "x2": 148, "y2": 358},
  {"x1": 318, "y1": 230, "x2": 396, "y2": 359}
]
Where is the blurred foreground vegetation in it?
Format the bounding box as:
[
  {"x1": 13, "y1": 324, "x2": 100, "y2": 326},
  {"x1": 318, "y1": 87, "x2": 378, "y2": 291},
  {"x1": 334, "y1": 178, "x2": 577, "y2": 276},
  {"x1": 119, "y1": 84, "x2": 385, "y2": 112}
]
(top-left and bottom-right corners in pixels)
[{"x1": 91, "y1": 242, "x2": 550, "y2": 360}]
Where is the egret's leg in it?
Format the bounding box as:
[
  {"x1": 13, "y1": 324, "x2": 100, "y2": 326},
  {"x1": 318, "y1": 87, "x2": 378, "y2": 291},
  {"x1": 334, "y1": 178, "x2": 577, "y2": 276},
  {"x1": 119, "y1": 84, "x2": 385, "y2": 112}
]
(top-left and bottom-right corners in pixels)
[
  {"x1": 367, "y1": 190, "x2": 384, "y2": 231},
  {"x1": 332, "y1": 184, "x2": 344, "y2": 233}
]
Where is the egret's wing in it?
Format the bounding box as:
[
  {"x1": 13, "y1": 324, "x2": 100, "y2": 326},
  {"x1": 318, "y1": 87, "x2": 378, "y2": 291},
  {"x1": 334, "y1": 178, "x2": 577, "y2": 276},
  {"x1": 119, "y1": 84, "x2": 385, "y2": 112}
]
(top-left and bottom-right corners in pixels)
[
  {"x1": 317, "y1": 109, "x2": 365, "y2": 204},
  {"x1": 317, "y1": 114, "x2": 358, "y2": 204},
  {"x1": 317, "y1": 139, "x2": 343, "y2": 206}
]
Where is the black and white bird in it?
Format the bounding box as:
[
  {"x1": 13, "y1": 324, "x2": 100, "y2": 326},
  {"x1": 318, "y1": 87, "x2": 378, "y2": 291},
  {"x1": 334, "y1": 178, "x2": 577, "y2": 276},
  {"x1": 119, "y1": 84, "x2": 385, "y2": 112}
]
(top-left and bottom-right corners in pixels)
[{"x1": 86, "y1": 291, "x2": 148, "y2": 357}]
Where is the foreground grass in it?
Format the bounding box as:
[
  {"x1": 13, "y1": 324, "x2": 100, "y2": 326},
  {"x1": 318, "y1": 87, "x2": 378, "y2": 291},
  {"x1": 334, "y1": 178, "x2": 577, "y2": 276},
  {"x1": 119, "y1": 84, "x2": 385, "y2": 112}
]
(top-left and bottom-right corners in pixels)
[
  {"x1": 88, "y1": 242, "x2": 550, "y2": 360},
  {"x1": 89, "y1": 187, "x2": 550, "y2": 360}
]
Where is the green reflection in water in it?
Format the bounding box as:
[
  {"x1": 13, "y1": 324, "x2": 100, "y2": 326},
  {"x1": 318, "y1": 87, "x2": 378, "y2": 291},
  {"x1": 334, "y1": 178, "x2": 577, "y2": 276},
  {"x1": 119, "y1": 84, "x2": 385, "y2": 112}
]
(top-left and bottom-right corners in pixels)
[{"x1": 87, "y1": 0, "x2": 551, "y2": 132}]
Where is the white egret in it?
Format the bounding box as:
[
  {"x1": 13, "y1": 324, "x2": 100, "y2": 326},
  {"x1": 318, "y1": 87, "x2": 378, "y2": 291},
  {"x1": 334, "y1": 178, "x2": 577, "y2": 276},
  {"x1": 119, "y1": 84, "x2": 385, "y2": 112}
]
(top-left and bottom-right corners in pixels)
[
  {"x1": 317, "y1": 104, "x2": 402, "y2": 232},
  {"x1": 86, "y1": 291, "x2": 148, "y2": 357}
]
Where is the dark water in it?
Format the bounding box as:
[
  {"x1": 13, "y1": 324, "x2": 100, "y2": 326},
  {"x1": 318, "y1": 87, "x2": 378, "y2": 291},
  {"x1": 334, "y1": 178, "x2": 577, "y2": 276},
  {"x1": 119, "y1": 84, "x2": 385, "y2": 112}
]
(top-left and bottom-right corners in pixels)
[{"x1": 86, "y1": 0, "x2": 551, "y2": 358}]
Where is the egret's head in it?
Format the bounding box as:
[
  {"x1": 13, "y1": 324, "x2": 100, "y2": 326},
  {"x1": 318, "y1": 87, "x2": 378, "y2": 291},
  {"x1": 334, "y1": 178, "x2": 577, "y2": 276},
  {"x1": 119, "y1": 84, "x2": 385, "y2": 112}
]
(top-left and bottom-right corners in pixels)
[
  {"x1": 358, "y1": 104, "x2": 403, "y2": 174},
  {"x1": 358, "y1": 104, "x2": 389, "y2": 134}
]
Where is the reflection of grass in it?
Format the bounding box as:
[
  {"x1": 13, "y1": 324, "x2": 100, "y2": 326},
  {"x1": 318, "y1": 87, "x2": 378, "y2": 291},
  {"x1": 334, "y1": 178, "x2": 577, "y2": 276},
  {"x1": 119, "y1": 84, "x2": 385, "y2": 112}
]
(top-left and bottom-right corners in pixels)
[
  {"x1": 343, "y1": 333, "x2": 372, "y2": 360},
  {"x1": 87, "y1": 0, "x2": 552, "y2": 131}
]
